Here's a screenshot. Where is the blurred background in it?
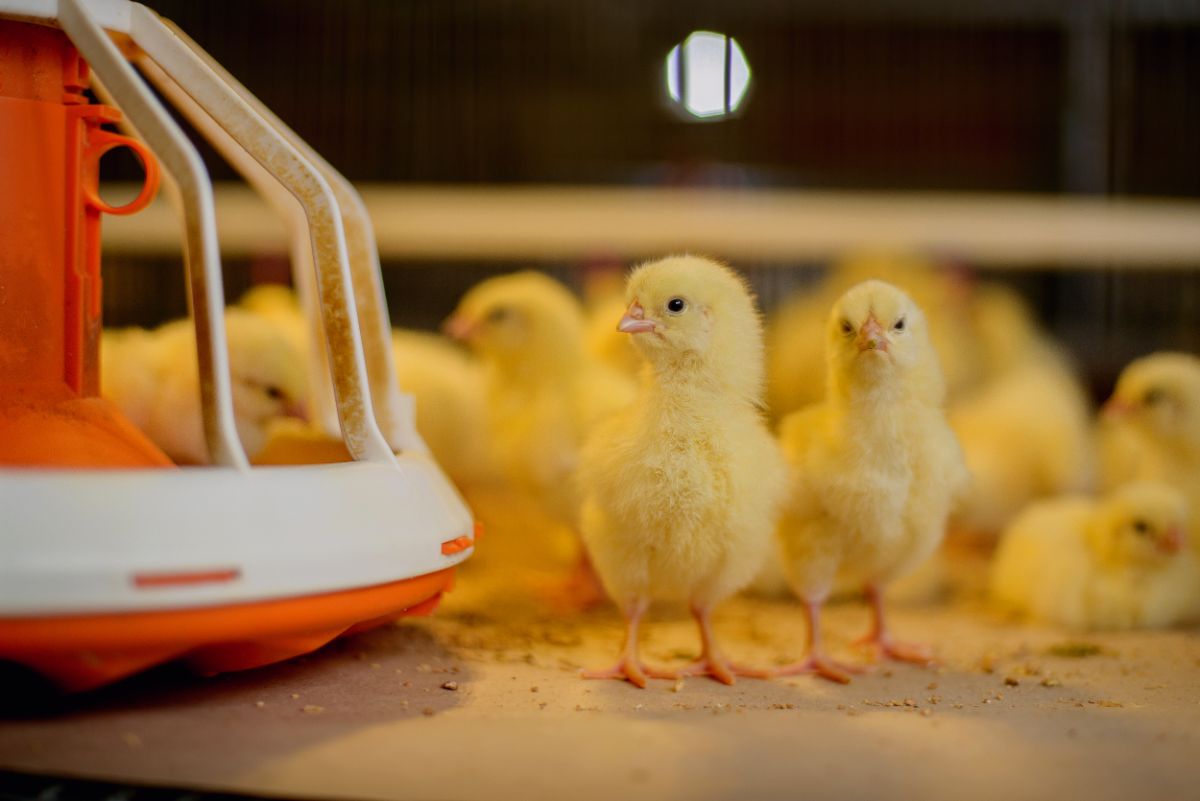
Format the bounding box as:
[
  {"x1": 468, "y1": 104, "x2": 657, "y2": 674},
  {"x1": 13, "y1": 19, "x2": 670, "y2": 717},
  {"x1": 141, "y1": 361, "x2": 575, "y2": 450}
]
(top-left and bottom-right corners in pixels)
[{"x1": 98, "y1": 0, "x2": 1200, "y2": 397}]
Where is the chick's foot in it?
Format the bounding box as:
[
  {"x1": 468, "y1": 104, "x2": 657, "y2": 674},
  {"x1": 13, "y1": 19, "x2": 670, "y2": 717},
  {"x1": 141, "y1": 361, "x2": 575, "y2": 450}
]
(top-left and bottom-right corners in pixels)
[
  {"x1": 580, "y1": 660, "x2": 677, "y2": 688},
  {"x1": 855, "y1": 633, "x2": 936, "y2": 666},
  {"x1": 774, "y1": 653, "x2": 864, "y2": 684}
]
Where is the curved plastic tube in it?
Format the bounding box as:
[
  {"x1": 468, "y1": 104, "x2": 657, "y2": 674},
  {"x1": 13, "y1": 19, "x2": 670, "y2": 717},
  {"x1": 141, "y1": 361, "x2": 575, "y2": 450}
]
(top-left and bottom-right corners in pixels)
[
  {"x1": 128, "y1": 3, "x2": 394, "y2": 465},
  {"x1": 160, "y1": 20, "x2": 417, "y2": 454},
  {"x1": 58, "y1": 0, "x2": 249, "y2": 469}
]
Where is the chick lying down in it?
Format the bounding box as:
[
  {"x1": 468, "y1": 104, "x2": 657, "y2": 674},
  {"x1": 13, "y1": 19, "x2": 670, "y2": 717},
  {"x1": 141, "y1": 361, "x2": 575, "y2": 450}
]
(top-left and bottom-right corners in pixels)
[{"x1": 990, "y1": 482, "x2": 1200, "y2": 630}]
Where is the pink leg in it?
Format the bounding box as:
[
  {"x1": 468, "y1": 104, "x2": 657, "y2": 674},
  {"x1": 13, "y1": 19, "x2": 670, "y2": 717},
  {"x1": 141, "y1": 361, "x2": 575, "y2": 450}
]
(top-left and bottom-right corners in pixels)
[
  {"x1": 580, "y1": 598, "x2": 675, "y2": 688},
  {"x1": 775, "y1": 600, "x2": 866, "y2": 684},
  {"x1": 677, "y1": 604, "x2": 770, "y2": 686},
  {"x1": 854, "y1": 584, "x2": 936, "y2": 666}
]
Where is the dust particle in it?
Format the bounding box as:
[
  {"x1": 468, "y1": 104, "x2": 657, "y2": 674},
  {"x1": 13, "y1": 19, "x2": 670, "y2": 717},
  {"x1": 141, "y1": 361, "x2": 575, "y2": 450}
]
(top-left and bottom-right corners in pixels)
[
  {"x1": 530, "y1": 686, "x2": 539, "y2": 693},
  {"x1": 121, "y1": 733, "x2": 142, "y2": 749},
  {"x1": 1004, "y1": 676, "x2": 1020, "y2": 687},
  {"x1": 1041, "y1": 677, "x2": 1062, "y2": 688},
  {"x1": 422, "y1": 707, "x2": 435, "y2": 716},
  {"x1": 441, "y1": 681, "x2": 459, "y2": 691},
  {"x1": 254, "y1": 700, "x2": 266, "y2": 708},
  {"x1": 301, "y1": 705, "x2": 324, "y2": 714},
  {"x1": 290, "y1": 693, "x2": 301, "y2": 699}
]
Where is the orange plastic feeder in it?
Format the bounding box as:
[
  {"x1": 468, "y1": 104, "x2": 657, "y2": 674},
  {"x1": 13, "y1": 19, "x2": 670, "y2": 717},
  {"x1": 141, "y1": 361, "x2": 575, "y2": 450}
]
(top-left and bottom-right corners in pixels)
[{"x1": 0, "y1": 2, "x2": 475, "y2": 693}]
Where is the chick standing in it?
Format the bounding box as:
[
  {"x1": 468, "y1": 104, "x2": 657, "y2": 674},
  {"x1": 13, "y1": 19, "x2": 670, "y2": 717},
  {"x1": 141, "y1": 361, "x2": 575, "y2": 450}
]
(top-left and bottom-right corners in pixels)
[
  {"x1": 579, "y1": 256, "x2": 787, "y2": 687},
  {"x1": 101, "y1": 309, "x2": 308, "y2": 464},
  {"x1": 775, "y1": 281, "x2": 968, "y2": 682},
  {"x1": 1098, "y1": 353, "x2": 1200, "y2": 548},
  {"x1": 990, "y1": 482, "x2": 1197, "y2": 630},
  {"x1": 445, "y1": 271, "x2": 636, "y2": 606}
]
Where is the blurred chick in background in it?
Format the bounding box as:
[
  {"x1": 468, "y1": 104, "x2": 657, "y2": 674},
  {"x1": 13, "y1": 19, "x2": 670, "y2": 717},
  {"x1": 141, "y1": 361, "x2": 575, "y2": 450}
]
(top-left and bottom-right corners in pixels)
[
  {"x1": 775, "y1": 281, "x2": 968, "y2": 682},
  {"x1": 101, "y1": 308, "x2": 307, "y2": 464},
  {"x1": 1098, "y1": 353, "x2": 1200, "y2": 548},
  {"x1": 579, "y1": 255, "x2": 787, "y2": 687},
  {"x1": 949, "y1": 284, "x2": 1095, "y2": 539},
  {"x1": 445, "y1": 271, "x2": 636, "y2": 608},
  {"x1": 990, "y1": 482, "x2": 1198, "y2": 630},
  {"x1": 235, "y1": 285, "x2": 492, "y2": 487}
]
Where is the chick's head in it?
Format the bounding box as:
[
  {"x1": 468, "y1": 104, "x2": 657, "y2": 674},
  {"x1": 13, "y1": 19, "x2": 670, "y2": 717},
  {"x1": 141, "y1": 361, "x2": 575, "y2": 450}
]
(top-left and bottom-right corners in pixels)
[
  {"x1": 1089, "y1": 481, "x2": 1189, "y2": 566},
  {"x1": 444, "y1": 271, "x2": 585, "y2": 370},
  {"x1": 1103, "y1": 352, "x2": 1200, "y2": 448},
  {"x1": 223, "y1": 309, "x2": 308, "y2": 453},
  {"x1": 826, "y1": 280, "x2": 942, "y2": 400},
  {"x1": 620, "y1": 255, "x2": 764, "y2": 402}
]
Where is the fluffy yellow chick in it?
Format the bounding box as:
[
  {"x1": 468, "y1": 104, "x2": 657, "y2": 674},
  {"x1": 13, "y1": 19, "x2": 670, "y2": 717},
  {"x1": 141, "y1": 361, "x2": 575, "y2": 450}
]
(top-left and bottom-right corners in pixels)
[
  {"x1": 1098, "y1": 354, "x2": 1200, "y2": 543},
  {"x1": 445, "y1": 271, "x2": 636, "y2": 604},
  {"x1": 391, "y1": 329, "x2": 492, "y2": 487},
  {"x1": 990, "y1": 482, "x2": 1198, "y2": 630},
  {"x1": 775, "y1": 281, "x2": 968, "y2": 682},
  {"x1": 949, "y1": 285, "x2": 1095, "y2": 538},
  {"x1": 102, "y1": 308, "x2": 308, "y2": 464},
  {"x1": 578, "y1": 255, "x2": 788, "y2": 687}
]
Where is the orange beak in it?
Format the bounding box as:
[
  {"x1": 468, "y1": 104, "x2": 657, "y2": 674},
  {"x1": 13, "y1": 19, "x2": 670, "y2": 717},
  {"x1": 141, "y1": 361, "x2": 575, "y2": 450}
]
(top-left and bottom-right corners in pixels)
[
  {"x1": 856, "y1": 315, "x2": 888, "y2": 353},
  {"x1": 1158, "y1": 526, "x2": 1186, "y2": 554},
  {"x1": 618, "y1": 301, "x2": 656, "y2": 334},
  {"x1": 1101, "y1": 397, "x2": 1136, "y2": 421},
  {"x1": 442, "y1": 313, "x2": 479, "y2": 342},
  {"x1": 282, "y1": 400, "x2": 308, "y2": 421}
]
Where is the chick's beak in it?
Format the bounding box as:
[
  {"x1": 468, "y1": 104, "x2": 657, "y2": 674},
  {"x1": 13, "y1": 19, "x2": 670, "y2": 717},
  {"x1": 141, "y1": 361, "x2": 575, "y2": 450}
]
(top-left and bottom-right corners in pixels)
[
  {"x1": 281, "y1": 399, "x2": 307, "y2": 421},
  {"x1": 856, "y1": 315, "x2": 888, "y2": 353},
  {"x1": 1101, "y1": 396, "x2": 1135, "y2": 421},
  {"x1": 442, "y1": 313, "x2": 478, "y2": 342},
  {"x1": 617, "y1": 301, "x2": 657, "y2": 335},
  {"x1": 1158, "y1": 526, "x2": 1186, "y2": 554}
]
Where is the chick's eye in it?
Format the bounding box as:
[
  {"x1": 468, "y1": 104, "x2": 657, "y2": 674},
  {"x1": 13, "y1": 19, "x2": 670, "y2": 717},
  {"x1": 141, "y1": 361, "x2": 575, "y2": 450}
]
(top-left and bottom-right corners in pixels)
[
  {"x1": 893, "y1": 317, "x2": 906, "y2": 331},
  {"x1": 840, "y1": 320, "x2": 853, "y2": 335},
  {"x1": 486, "y1": 306, "x2": 510, "y2": 324},
  {"x1": 1143, "y1": 388, "x2": 1165, "y2": 406},
  {"x1": 266, "y1": 385, "x2": 284, "y2": 401},
  {"x1": 666, "y1": 297, "x2": 687, "y2": 314},
  {"x1": 1133, "y1": 519, "x2": 1150, "y2": 535}
]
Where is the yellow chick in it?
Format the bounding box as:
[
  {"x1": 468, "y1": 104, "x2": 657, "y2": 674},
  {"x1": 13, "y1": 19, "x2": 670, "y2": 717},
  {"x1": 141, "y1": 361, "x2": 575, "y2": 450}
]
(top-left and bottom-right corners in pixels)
[
  {"x1": 391, "y1": 329, "x2": 492, "y2": 487},
  {"x1": 102, "y1": 308, "x2": 308, "y2": 464},
  {"x1": 445, "y1": 271, "x2": 636, "y2": 605},
  {"x1": 775, "y1": 280, "x2": 968, "y2": 682},
  {"x1": 578, "y1": 255, "x2": 788, "y2": 687},
  {"x1": 1098, "y1": 354, "x2": 1200, "y2": 546},
  {"x1": 990, "y1": 482, "x2": 1198, "y2": 630},
  {"x1": 949, "y1": 285, "x2": 1095, "y2": 538}
]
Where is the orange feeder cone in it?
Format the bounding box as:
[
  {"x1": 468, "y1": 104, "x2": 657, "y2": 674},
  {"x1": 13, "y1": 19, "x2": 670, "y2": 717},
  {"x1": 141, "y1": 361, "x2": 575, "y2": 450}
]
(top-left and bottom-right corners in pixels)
[{"x1": 0, "y1": 20, "x2": 170, "y2": 468}]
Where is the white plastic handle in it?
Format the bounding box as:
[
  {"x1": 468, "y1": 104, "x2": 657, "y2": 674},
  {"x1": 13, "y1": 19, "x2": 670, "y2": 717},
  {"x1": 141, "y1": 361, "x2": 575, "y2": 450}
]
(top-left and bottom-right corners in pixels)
[
  {"x1": 59, "y1": 0, "x2": 249, "y2": 470},
  {"x1": 128, "y1": 3, "x2": 395, "y2": 465}
]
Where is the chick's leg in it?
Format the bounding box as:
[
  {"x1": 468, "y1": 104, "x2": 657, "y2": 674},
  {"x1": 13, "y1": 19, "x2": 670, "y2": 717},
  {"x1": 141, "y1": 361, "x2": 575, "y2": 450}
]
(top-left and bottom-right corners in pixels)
[
  {"x1": 678, "y1": 603, "x2": 770, "y2": 686},
  {"x1": 775, "y1": 599, "x2": 864, "y2": 684},
  {"x1": 580, "y1": 598, "x2": 674, "y2": 688},
  {"x1": 855, "y1": 583, "x2": 935, "y2": 665}
]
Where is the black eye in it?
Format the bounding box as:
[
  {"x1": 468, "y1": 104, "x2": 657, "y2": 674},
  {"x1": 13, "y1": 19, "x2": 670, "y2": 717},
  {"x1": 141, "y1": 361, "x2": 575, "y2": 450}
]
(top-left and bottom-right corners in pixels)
[
  {"x1": 1133, "y1": 519, "x2": 1150, "y2": 535},
  {"x1": 666, "y1": 297, "x2": 686, "y2": 314},
  {"x1": 266, "y1": 385, "x2": 284, "y2": 401},
  {"x1": 486, "y1": 306, "x2": 510, "y2": 324},
  {"x1": 840, "y1": 320, "x2": 853, "y2": 335},
  {"x1": 893, "y1": 317, "x2": 906, "y2": 331},
  {"x1": 1144, "y1": 388, "x2": 1165, "y2": 406}
]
